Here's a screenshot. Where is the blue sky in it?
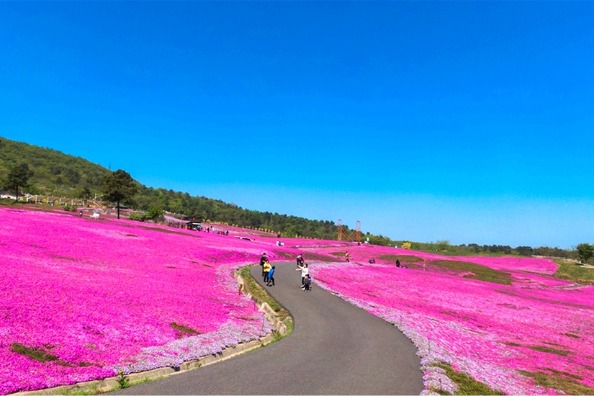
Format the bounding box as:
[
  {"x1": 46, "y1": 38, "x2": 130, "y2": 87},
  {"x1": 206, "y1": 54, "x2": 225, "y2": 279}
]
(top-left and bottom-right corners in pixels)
[{"x1": 2, "y1": 1, "x2": 594, "y2": 248}]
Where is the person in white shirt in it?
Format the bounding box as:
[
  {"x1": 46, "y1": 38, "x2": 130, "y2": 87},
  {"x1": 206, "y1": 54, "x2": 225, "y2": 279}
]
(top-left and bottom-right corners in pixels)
[{"x1": 296, "y1": 262, "x2": 309, "y2": 288}]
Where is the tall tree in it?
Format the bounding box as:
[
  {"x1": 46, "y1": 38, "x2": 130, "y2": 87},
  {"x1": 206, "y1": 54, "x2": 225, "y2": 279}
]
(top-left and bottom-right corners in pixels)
[
  {"x1": 77, "y1": 186, "x2": 93, "y2": 206},
  {"x1": 576, "y1": 243, "x2": 593, "y2": 264},
  {"x1": 3, "y1": 162, "x2": 33, "y2": 201},
  {"x1": 102, "y1": 170, "x2": 137, "y2": 219}
]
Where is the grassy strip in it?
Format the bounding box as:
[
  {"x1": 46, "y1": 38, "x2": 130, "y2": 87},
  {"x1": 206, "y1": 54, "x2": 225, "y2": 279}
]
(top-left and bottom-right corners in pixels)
[
  {"x1": 238, "y1": 265, "x2": 293, "y2": 339},
  {"x1": 428, "y1": 260, "x2": 512, "y2": 285},
  {"x1": 377, "y1": 254, "x2": 424, "y2": 264},
  {"x1": 529, "y1": 345, "x2": 571, "y2": 356},
  {"x1": 433, "y1": 362, "x2": 504, "y2": 395},
  {"x1": 520, "y1": 370, "x2": 594, "y2": 395},
  {"x1": 554, "y1": 259, "x2": 594, "y2": 285},
  {"x1": 170, "y1": 322, "x2": 201, "y2": 337},
  {"x1": 11, "y1": 343, "x2": 74, "y2": 367}
]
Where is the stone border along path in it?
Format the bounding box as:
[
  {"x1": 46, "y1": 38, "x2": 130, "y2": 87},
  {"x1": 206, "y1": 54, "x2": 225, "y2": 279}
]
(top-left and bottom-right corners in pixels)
[{"x1": 18, "y1": 262, "x2": 424, "y2": 395}]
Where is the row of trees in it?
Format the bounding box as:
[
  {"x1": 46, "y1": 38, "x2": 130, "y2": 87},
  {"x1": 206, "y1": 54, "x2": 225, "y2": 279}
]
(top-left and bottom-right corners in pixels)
[
  {"x1": 3, "y1": 162, "x2": 591, "y2": 259},
  {"x1": 0, "y1": 160, "x2": 341, "y2": 239},
  {"x1": 393, "y1": 240, "x2": 578, "y2": 259},
  {"x1": 3, "y1": 162, "x2": 591, "y2": 260}
]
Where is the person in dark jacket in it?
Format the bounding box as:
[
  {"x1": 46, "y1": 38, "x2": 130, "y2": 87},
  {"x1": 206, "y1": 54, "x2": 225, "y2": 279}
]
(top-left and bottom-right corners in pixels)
[
  {"x1": 260, "y1": 253, "x2": 267, "y2": 277},
  {"x1": 303, "y1": 274, "x2": 312, "y2": 291}
]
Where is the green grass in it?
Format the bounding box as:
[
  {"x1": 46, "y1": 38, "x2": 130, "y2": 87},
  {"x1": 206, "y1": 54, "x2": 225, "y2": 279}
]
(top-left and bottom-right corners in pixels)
[
  {"x1": 377, "y1": 254, "x2": 424, "y2": 264},
  {"x1": 275, "y1": 251, "x2": 335, "y2": 262},
  {"x1": 11, "y1": 343, "x2": 97, "y2": 370},
  {"x1": 433, "y1": 362, "x2": 504, "y2": 395},
  {"x1": 529, "y1": 345, "x2": 571, "y2": 356},
  {"x1": 239, "y1": 266, "x2": 291, "y2": 325},
  {"x1": 300, "y1": 252, "x2": 337, "y2": 262},
  {"x1": 554, "y1": 259, "x2": 594, "y2": 285},
  {"x1": 170, "y1": 322, "x2": 200, "y2": 337},
  {"x1": 11, "y1": 343, "x2": 69, "y2": 365},
  {"x1": 428, "y1": 260, "x2": 512, "y2": 285},
  {"x1": 61, "y1": 385, "x2": 101, "y2": 395},
  {"x1": 520, "y1": 370, "x2": 594, "y2": 395}
]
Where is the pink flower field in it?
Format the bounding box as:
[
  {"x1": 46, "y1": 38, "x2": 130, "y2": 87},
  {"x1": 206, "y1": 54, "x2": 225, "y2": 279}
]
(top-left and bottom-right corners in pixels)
[
  {"x1": 305, "y1": 245, "x2": 594, "y2": 395},
  {"x1": 2, "y1": 205, "x2": 594, "y2": 395},
  {"x1": 0, "y1": 207, "x2": 279, "y2": 395}
]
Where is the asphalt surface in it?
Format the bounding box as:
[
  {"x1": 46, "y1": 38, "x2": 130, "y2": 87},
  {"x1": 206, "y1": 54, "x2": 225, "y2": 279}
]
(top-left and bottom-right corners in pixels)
[{"x1": 114, "y1": 262, "x2": 423, "y2": 395}]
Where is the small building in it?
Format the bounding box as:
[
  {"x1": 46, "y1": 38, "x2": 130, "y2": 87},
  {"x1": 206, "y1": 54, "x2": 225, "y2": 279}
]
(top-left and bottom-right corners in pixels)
[
  {"x1": 0, "y1": 190, "x2": 16, "y2": 200},
  {"x1": 187, "y1": 222, "x2": 202, "y2": 231}
]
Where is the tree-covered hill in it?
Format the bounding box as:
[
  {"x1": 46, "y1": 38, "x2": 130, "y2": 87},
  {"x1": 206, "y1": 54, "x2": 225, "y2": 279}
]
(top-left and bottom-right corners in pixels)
[
  {"x1": 0, "y1": 137, "x2": 111, "y2": 197},
  {"x1": 0, "y1": 136, "x2": 344, "y2": 239},
  {"x1": 0, "y1": 136, "x2": 580, "y2": 257}
]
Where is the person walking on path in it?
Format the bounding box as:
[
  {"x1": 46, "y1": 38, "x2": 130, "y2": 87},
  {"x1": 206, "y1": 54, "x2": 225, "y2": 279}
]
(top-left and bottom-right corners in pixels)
[
  {"x1": 263, "y1": 260, "x2": 272, "y2": 282},
  {"x1": 266, "y1": 265, "x2": 276, "y2": 286},
  {"x1": 296, "y1": 262, "x2": 309, "y2": 288},
  {"x1": 303, "y1": 274, "x2": 312, "y2": 291},
  {"x1": 296, "y1": 254, "x2": 304, "y2": 267},
  {"x1": 345, "y1": 251, "x2": 350, "y2": 262},
  {"x1": 260, "y1": 253, "x2": 268, "y2": 278}
]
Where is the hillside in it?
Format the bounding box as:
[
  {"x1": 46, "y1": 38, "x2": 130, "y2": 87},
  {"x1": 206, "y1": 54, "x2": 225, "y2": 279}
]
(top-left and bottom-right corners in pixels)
[
  {"x1": 2, "y1": 205, "x2": 593, "y2": 395},
  {"x1": 0, "y1": 136, "x2": 581, "y2": 256},
  {"x1": 0, "y1": 136, "x2": 342, "y2": 240},
  {"x1": 0, "y1": 137, "x2": 111, "y2": 197}
]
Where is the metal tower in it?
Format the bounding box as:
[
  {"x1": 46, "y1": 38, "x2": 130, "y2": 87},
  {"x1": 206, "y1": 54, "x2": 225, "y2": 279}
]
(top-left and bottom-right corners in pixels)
[{"x1": 337, "y1": 219, "x2": 361, "y2": 241}]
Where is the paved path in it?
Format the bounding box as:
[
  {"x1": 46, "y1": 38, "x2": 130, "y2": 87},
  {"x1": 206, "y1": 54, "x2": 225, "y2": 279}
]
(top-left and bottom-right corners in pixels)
[{"x1": 115, "y1": 263, "x2": 423, "y2": 394}]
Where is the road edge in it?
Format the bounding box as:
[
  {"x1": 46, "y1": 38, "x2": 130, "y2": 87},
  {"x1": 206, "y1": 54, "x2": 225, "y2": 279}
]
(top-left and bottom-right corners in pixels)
[{"x1": 14, "y1": 265, "x2": 294, "y2": 396}]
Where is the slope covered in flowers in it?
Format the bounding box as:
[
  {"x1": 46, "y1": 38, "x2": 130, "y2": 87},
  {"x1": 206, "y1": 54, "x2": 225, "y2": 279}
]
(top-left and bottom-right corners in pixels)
[
  {"x1": 0, "y1": 207, "x2": 284, "y2": 394},
  {"x1": 308, "y1": 244, "x2": 594, "y2": 395},
  {"x1": 3, "y1": 205, "x2": 594, "y2": 395}
]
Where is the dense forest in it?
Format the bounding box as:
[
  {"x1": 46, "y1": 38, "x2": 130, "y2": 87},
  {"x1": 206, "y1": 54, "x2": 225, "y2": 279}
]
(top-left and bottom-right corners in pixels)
[{"x1": 0, "y1": 136, "x2": 579, "y2": 258}]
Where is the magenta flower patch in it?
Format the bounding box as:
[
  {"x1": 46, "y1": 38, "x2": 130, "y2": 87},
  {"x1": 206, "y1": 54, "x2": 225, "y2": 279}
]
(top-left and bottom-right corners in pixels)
[
  {"x1": 0, "y1": 208, "x2": 271, "y2": 394},
  {"x1": 309, "y1": 246, "x2": 594, "y2": 395}
]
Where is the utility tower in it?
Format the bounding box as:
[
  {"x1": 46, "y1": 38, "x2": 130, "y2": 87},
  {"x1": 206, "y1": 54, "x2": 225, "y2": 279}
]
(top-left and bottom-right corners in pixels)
[
  {"x1": 337, "y1": 219, "x2": 361, "y2": 242},
  {"x1": 354, "y1": 220, "x2": 361, "y2": 243}
]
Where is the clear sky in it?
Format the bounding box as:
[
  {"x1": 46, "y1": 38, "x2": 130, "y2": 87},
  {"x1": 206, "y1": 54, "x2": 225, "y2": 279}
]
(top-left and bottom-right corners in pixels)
[{"x1": 2, "y1": 1, "x2": 594, "y2": 249}]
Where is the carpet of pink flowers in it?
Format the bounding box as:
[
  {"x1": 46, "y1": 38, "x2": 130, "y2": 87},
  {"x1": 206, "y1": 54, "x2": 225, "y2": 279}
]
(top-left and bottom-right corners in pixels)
[
  {"x1": 3, "y1": 206, "x2": 594, "y2": 395},
  {"x1": 0, "y1": 207, "x2": 276, "y2": 395},
  {"x1": 306, "y1": 245, "x2": 594, "y2": 395}
]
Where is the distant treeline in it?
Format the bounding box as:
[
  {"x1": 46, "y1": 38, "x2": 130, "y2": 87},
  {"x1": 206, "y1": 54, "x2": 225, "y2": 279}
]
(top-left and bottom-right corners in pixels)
[
  {"x1": 0, "y1": 137, "x2": 343, "y2": 240},
  {"x1": 134, "y1": 185, "x2": 339, "y2": 239},
  {"x1": 411, "y1": 242, "x2": 574, "y2": 259},
  {"x1": 0, "y1": 136, "x2": 579, "y2": 257}
]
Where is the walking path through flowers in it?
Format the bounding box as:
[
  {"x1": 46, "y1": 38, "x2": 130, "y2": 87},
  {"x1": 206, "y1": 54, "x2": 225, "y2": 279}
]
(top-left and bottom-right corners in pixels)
[
  {"x1": 114, "y1": 264, "x2": 423, "y2": 394},
  {"x1": 2, "y1": 206, "x2": 594, "y2": 395}
]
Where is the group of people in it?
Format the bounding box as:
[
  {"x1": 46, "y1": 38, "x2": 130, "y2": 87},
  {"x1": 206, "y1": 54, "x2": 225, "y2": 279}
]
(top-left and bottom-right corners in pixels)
[
  {"x1": 260, "y1": 253, "x2": 275, "y2": 286},
  {"x1": 258, "y1": 252, "x2": 313, "y2": 291}
]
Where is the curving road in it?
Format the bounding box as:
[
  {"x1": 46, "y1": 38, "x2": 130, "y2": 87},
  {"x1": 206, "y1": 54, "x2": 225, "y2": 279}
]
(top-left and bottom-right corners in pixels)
[{"x1": 115, "y1": 262, "x2": 423, "y2": 394}]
